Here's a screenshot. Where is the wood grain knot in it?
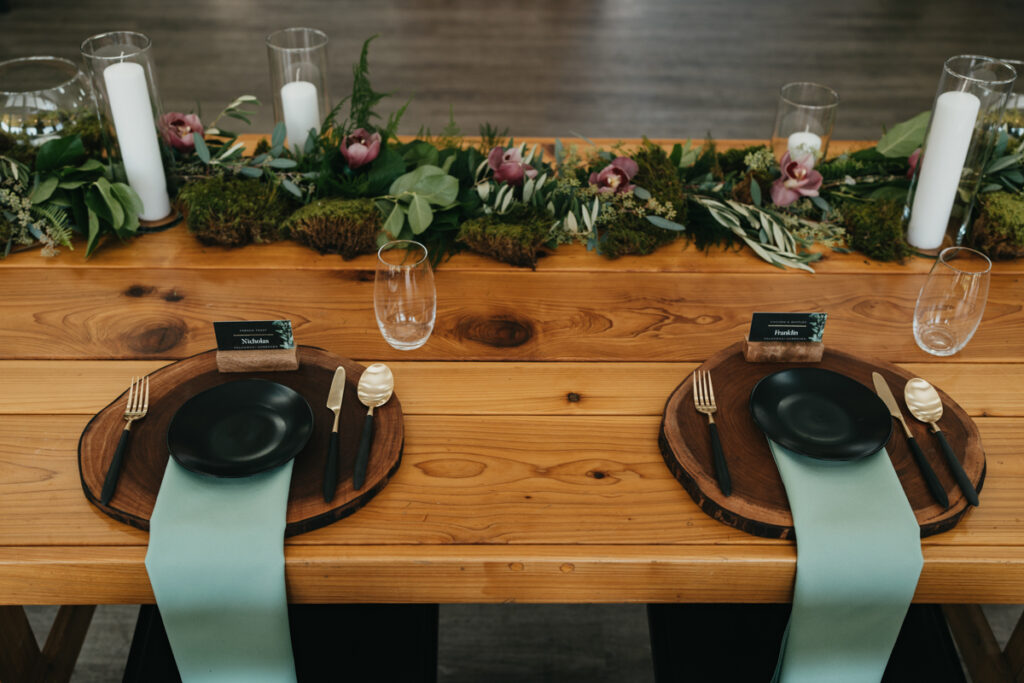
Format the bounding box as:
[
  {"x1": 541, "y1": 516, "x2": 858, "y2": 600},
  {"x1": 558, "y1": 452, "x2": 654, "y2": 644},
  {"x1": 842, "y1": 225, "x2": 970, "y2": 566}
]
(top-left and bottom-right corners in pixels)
[
  {"x1": 567, "y1": 392, "x2": 581, "y2": 403},
  {"x1": 163, "y1": 290, "x2": 185, "y2": 302},
  {"x1": 355, "y1": 270, "x2": 375, "y2": 282},
  {"x1": 508, "y1": 562, "x2": 524, "y2": 571},
  {"x1": 415, "y1": 458, "x2": 486, "y2": 479},
  {"x1": 455, "y1": 315, "x2": 534, "y2": 348},
  {"x1": 559, "y1": 563, "x2": 575, "y2": 573},
  {"x1": 587, "y1": 470, "x2": 606, "y2": 479},
  {"x1": 125, "y1": 319, "x2": 187, "y2": 354},
  {"x1": 123, "y1": 285, "x2": 155, "y2": 298}
]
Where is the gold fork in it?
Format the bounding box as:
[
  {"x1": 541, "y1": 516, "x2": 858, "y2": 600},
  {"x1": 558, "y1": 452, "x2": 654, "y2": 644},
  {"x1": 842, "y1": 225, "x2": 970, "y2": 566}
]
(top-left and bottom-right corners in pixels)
[
  {"x1": 100, "y1": 376, "x2": 150, "y2": 504},
  {"x1": 693, "y1": 369, "x2": 732, "y2": 497}
]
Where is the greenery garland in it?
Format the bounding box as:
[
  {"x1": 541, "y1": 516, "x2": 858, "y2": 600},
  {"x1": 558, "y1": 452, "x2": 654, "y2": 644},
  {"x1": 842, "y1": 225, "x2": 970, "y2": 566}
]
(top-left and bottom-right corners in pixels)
[{"x1": 5, "y1": 36, "x2": 1024, "y2": 268}]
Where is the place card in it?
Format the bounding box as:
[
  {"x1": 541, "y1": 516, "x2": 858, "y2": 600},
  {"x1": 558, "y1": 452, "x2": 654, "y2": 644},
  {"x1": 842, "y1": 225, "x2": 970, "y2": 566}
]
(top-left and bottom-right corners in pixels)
[
  {"x1": 744, "y1": 313, "x2": 826, "y2": 363},
  {"x1": 213, "y1": 320, "x2": 299, "y2": 373},
  {"x1": 214, "y1": 320, "x2": 295, "y2": 351},
  {"x1": 748, "y1": 313, "x2": 827, "y2": 343}
]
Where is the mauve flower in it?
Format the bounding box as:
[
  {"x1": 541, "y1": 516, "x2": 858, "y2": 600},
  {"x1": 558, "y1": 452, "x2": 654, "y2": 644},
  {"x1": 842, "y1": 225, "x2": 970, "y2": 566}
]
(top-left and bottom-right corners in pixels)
[
  {"x1": 159, "y1": 113, "x2": 203, "y2": 153},
  {"x1": 770, "y1": 152, "x2": 823, "y2": 207},
  {"x1": 487, "y1": 146, "x2": 538, "y2": 185},
  {"x1": 907, "y1": 147, "x2": 922, "y2": 179},
  {"x1": 588, "y1": 157, "x2": 639, "y2": 194},
  {"x1": 340, "y1": 128, "x2": 381, "y2": 169}
]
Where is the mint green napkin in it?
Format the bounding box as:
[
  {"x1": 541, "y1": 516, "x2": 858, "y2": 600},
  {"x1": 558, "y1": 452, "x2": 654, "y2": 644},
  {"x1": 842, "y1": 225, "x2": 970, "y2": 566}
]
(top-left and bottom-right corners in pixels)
[
  {"x1": 768, "y1": 441, "x2": 923, "y2": 683},
  {"x1": 145, "y1": 459, "x2": 297, "y2": 683}
]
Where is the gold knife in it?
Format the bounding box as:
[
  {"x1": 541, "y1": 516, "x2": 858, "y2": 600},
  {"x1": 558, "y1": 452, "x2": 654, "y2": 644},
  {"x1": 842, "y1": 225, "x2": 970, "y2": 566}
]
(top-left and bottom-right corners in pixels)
[
  {"x1": 872, "y1": 372, "x2": 949, "y2": 509},
  {"x1": 323, "y1": 366, "x2": 346, "y2": 503}
]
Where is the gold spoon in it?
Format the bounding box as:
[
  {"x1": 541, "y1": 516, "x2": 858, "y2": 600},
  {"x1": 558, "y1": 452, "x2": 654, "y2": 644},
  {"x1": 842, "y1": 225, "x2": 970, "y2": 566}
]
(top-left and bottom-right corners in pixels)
[
  {"x1": 904, "y1": 378, "x2": 979, "y2": 506},
  {"x1": 353, "y1": 364, "x2": 394, "y2": 490}
]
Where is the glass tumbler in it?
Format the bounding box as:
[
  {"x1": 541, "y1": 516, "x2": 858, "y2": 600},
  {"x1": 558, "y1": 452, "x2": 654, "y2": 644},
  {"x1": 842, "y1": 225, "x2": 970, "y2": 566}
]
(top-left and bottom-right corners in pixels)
[
  {"x1": 266, "y1": 27, "x2": 329, "y2": 154},
  {"x1": 913, "y1": 247, "x2": 992, "y2": 356},
  {"x1": 770, "y1": 82, "x2": 839, "y2": 165},
  {"x1": 374, "y1": 241, "x2": 436, "y2": 351}
]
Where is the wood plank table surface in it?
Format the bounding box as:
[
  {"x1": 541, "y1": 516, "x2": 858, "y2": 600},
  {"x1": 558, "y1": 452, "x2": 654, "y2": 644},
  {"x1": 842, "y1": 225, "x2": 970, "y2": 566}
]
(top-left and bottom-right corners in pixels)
[{"x1": 1, "y1": 139, "x2": 1023, "y2": 681}]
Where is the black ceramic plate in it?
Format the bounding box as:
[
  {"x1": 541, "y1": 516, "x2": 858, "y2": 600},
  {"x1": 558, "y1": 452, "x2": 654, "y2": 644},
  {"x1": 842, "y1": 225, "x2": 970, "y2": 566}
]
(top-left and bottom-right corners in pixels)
[
  {"x1": 749, "y1": 368, "x2": 892, "y2": 461},
  {"x1": 167, "y1": 379, "x2": 314, "y2": 477}
]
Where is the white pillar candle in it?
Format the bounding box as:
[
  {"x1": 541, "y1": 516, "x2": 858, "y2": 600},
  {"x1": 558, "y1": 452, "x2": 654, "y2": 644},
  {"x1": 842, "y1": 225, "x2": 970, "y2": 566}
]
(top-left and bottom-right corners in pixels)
[
  {"x1": 280, "y1": 80, "x2": 320, "y2": 153},
  {"x1": 102, "y1": 62, "x2": 170, "y2": 221},
  {"x1": 787, "y1": 130, "x2": 822, "y2": 163},
  {"x1": 907, "y1": 90, "x2": 980, "y2": 250}
]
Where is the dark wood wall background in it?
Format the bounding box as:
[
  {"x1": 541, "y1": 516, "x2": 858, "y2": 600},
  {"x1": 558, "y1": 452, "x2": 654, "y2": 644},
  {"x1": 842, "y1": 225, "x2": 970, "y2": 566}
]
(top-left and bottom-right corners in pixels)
[{"x1": 3, "y1": 0, "x2": 1024, "y2": 140}]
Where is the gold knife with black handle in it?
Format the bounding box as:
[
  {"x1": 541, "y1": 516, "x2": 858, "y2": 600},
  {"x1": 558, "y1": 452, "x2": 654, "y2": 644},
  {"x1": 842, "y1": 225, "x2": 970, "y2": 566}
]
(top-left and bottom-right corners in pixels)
[{"x1": 872, "y1": 372, "x2": 949, "y2": 509}]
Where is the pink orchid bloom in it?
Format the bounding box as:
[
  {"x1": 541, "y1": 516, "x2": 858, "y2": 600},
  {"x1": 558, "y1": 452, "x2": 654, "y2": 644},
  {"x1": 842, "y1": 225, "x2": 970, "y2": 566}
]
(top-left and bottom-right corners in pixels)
[
  {"x1": 487, "y1": 146, "x2": 538, "y2": 185},
  {"x1": 159, "y1": 113, "x2": 203, "y2": 153},
  {"x1": 588, "y1": 156, "x2": 639, "y2": 194},
  {"x1": 770, "y1": 152, "x2": 824, "y2": 207},
  {"x1": 907, "y1": 147, "x2": 922, "y2": 179},
  {"x1": 340, "y1": 128, "x2": 382, "y2": 169}
]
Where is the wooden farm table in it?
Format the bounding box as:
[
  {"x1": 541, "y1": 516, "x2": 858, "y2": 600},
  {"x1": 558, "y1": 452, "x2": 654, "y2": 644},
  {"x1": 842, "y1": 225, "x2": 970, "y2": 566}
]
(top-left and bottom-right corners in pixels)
[{"x1": 1, "y1": 139, "x2": 1023, "y2": 681}]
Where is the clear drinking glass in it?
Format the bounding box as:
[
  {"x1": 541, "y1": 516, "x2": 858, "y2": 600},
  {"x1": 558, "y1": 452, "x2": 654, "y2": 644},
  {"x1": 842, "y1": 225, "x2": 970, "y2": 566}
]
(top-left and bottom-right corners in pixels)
[
  {"x1": 374, "y1": 241, "x2": 436, "y2": 351},
  {"x1": 913, "y1": 247, "x2": 992, "y2": 356},
  {"x1": 770, "y1": 82, "x2": 839, "y2": 164}
]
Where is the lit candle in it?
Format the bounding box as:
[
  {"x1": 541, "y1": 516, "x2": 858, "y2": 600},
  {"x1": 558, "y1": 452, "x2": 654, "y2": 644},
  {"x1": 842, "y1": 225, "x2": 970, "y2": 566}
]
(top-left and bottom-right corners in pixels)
[
  {"x1": 787, "y1": 130, "x2": 822, "y2": 163},
  {"x1": 907, "y1": 90, "x2": 980, "y2": 250},
  {"x1": 280, "y1": 80, "x2": 319, "y2": 153},
  {"x1": 102, "y1": 61, "x2": 170, "y2": 221}
]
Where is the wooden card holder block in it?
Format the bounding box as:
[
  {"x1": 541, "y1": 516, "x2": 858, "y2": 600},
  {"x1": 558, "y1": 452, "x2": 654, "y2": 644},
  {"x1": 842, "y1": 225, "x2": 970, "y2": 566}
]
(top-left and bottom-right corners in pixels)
[
  {"x1": 216, "y1": 347, "x2": 299, "y2": 373},
  {"x1": 743, "y1": 337, "x2": 824, "y2": 363}
]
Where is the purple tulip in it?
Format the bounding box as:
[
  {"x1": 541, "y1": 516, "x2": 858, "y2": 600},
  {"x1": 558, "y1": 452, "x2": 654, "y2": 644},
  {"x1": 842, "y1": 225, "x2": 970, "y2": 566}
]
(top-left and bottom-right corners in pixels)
[
  {"x1": 159, "y1": 113, "x2": 203, "y2": 153},
  {"x1": 588, "y1": 157, "x2": 639, "y2": 194},
  {"x1": 770, "y1": 152, "x2": 823, "y2": 207},
  {"x1": 340, "y1": 128, "x2": 382, "y2": 169},
  {"x1": 487, "y1": 146, "x2": 538, "y2": 185}
]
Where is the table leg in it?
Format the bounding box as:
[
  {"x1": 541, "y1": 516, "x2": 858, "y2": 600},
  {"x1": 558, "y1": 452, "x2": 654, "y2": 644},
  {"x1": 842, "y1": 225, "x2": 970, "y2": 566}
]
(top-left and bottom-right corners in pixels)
[
  {"x1": 943, "y1": 604, "x2": 1022, "y2": 682},
  {"x1": 0, "y1": 605, "x2": 95, "y2": 683},
  {"x1": 0, "y1": 606, "x2": 39, "y2": 682}
]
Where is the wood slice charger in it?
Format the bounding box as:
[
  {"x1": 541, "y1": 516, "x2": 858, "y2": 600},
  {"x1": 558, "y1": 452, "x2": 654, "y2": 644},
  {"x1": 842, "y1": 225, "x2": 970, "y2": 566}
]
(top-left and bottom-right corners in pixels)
[
  {"x1": 659, "y1": 342, "x2": 985, "y2": 539},
  {"x1": 78, "y1": 346, "x2": 403, "y2": 537}
]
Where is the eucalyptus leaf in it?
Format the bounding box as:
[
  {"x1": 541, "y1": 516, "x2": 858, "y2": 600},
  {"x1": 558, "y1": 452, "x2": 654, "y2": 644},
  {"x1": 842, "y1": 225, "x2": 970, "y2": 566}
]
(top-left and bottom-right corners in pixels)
[
  {"x1": 193, "y1": 134, "x2": 211, "y2": 163},
  {"x1": 554, "y1": 138, "x2": 564, "y2": 165},
  {"x1": 271, "y1": 122, "x2": 286, "y2": 149},
  {"x1": 750, "y1": 179, "x2": 762, "y2": 207},
  {"x1": 987, "y1": 154, "x2": 1022, "y2": 173},
  {"x1": 407, "y1": 194, "x2": 433, "y2": 233},
  {"x1": 633, "y1": 186, "x2": 652, "y2": 200},
  {"x1": 281, "y1": 178, "x2": 302, "y2": 199},
  {"x1": 646, "y1": 215, "x2": 686, "y2": 231},
  {"x1": 268, "y1": 158, "x2": 298, "y2": 169},
  {"x1": 389, "y1": 164, "x2": 445, "y2": 196},
  {"x1": 239, "y1": 166, "x2": 263, "y2": 178},
  {"x1": 876, "y1": 111, "x2": 930, "y2": 158},
  {"x1": 383, "y1": 202, "x2": 405, "y2": 236}
]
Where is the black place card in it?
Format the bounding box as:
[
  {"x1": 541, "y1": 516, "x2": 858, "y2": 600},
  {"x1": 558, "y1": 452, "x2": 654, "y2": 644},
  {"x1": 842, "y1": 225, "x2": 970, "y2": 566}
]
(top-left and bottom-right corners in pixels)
[
  {"x1": 748, "y1": 313, "x2": 827, "y2": 343},
  {"x1": 214, "y1": 320, "x2": 295, "y2": 351}
]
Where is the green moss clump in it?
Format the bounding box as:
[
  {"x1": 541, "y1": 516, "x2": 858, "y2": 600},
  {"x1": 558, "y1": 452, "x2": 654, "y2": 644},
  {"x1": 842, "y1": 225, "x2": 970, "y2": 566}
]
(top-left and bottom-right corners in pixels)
[
  {"x1": 600, "y1": 211, "x2": 681, "y2": 259},
  {"x1": 177, "y1": 176, "x2": 291, "y2": 247},
  {"x1": 0, "y1": 214, "x2": 12, "y2": 245},
  {"x1": 632, "y1": 141, "x2": 686, "y2": 205},
  {"x1": 0, "y1": 131, "x2": 36, "y2": 166},
  {"x1": 840, "y1": 199, "x2": 914, "y2": 262},
  {"x1": 281, "y1": 198, "x2": 381, "y2": 259},
  {"x1": 972, "y1": 191, "x2": 1024, "y2": 259},
  {"x1": 457, "y1": 204, "x2": 550, "y2": 268}
]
